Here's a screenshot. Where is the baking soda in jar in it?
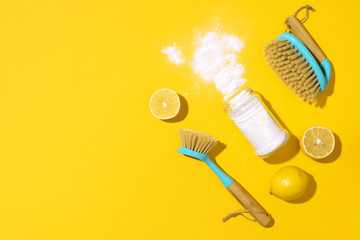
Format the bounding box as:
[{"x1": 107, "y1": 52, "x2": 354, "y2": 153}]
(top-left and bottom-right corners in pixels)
[{"x1": 226, "y1": 88, "x2": 288, "y2": 157}]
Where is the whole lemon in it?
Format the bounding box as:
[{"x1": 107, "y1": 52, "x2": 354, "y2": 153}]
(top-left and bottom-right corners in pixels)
[{"x1": 270, "y1": 166, "x2": 309, "y2": 201}]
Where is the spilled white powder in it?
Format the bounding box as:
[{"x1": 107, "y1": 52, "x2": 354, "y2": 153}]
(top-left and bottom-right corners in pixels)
[
  {"x1": 162, "y1": 31, "x2": 246, "y2": 100},
  {"x1": 192, "y1": 32, "x2": 246, "y2": 100},
  {"x1": 161, "y1": 45, "x2": 185, "y2": 65}
]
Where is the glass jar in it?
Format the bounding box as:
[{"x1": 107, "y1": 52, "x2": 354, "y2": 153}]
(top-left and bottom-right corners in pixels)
[{"x1": 226, "y1": 88, "x2": 288, "y2": 157}]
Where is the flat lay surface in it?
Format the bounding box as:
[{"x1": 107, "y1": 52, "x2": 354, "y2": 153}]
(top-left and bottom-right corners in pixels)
[{"x1": 0, "y1": 0, "x2": 359, "y2": 239}]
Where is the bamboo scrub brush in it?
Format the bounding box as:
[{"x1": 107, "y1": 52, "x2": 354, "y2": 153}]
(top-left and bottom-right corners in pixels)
[
  {"x1": 177, "y1": 128, "x2": 272, "y2": 227},
  {"x1": 264, "y1": 5, "x2": 331, "y2": 103}
]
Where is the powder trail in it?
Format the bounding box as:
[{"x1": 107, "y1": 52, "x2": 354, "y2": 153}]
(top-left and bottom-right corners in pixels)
[
  {"x1": 162, "y1": 45, "x2": 185, "y2": 65},
  {"x1": 192, "y1": 32, "x2": 246, "y2": 100},
  {"x1": 162, "y1": 31, "x2": 247, "y2": 100}
]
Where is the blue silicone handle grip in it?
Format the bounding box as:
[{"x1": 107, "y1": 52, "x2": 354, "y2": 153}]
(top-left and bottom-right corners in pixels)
[
  {"x1": 203, "y1": 155, "x2": 234, "y2": 187},
  {"x1": 177, "y1": 147, "x2": 234, "y2": 187}
]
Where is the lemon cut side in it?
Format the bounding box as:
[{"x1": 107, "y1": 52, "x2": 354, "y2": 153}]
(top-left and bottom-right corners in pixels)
[
  {"x1": 149, "y1": 89, "x2": 180, "y2": 120},
  {"x1": 301, "y1": 126, "x2": 335, "y2": 159}
]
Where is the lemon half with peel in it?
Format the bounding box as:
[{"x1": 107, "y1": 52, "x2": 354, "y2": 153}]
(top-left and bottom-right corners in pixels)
[
  {"x1": 301, "y1": 126, "x2": 335, "y2": 159},
  {"x1": 149, "y1": 89, "x2": 180, "y2": 120}
]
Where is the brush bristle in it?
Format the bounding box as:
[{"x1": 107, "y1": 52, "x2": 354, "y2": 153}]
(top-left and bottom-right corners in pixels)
[
  {"x1": 264, "y1": 39, "x2": 320, "y2": 103},
  {"x1": 178, "y1": 128, "x2": 218, "y2": 155}
]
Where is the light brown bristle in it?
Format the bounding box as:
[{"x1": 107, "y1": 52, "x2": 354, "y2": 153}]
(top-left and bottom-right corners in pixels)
[
  {"x1": 264, "y1": 39, "x2": 320, "y2": 103},
  {"x1": 178, "y1": 128, "x2": 218, "y2": 155}
]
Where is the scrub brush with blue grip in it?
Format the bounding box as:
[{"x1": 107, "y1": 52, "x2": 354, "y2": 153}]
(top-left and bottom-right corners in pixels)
[
  {"x1": 264, "y1": 5, "x2": 331, "y2": 103},
  {"x1": 177, "y1": 128, "x2": 272, "y2": 227}
]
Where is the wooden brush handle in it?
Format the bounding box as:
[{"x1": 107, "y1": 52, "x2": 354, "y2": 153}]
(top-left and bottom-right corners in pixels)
[
  {"x1": 285, "y1": 15, "x2": 327, "y2": 62},
  {"x1": 227, "y1": 181, "x2": 272, "y2": 227}
]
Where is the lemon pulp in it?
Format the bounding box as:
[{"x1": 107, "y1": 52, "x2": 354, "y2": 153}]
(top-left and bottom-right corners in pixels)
[
  {"x1": 149, "y1": 89, "x2": 180, "y2": 119},
  {"x1": 301, "y1": 126, "x2": 335, "y2": 159}
]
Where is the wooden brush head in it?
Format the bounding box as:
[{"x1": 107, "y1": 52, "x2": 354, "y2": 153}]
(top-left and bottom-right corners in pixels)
[
  {"x1": 178, "y1": 128, "x2": 218, "y2": 155},
  {"x1": 264, "y1": 39, "x2": 320, "y2": 103}
]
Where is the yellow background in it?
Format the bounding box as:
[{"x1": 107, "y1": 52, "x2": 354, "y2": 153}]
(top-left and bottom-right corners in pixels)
[{"x1": 0, "y1": 0, "x2": 359, "y2": 239}]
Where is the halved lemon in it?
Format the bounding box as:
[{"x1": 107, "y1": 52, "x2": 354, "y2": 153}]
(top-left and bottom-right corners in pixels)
[
  {"x1": 149, "y1": 89, "x2": 180, "y2": 120},
  {"x1": 301, "y1": 126, "x2": 335, "y2": 159}
]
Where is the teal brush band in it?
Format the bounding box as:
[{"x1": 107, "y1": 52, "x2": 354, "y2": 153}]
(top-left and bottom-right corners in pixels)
[
  {"x1": 277, "y1": 32, "x2": 331, "y2": 91},
  {"x1": 177, "y1": 147, "x2": 234, "y2": 188}
]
